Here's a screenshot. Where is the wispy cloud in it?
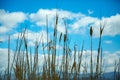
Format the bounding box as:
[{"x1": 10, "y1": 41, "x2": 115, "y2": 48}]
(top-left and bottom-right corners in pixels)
[
  {"x1": 104, "y1": 40, "x2": 112, "y2": 44},
  {"x1": 88, "y1": 9, "x2": 94, "y2": 15}
]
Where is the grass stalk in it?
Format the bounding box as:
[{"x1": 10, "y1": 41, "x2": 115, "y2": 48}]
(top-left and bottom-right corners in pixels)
[
  {"x1": 90, "y1": 26, "x2": 93, "y2": 80},
  {"x1": 7, "y1": 35, "x2": 10, "y2": 80}
]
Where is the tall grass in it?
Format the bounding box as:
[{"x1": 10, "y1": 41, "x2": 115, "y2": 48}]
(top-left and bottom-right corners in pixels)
[
  {"x1": 90, "y1": 26, "x2": 93, "y2": 80},
  {"x1": 7, "y1": 35, "x2": 10, "y2": 80},
  {"x1": 0, "y1": 14, "x2": 120, "y2": 80},
  {"x1": 114, "y1": 58, "x2": 120, "y2": 80},
  {"x1": 95, "y1": 23, "x2": 105, "y2": 80}
]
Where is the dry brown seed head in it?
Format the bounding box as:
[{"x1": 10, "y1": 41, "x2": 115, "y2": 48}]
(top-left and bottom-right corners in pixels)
[
  {"x1": 90, "y1": 26, "x2": 93, "y2": 37},
  {"x1": 59, "y1": 32, "x2": 62, "y2": 42},
  {"x1": 64, "y1": 34, "x2": 67, "y2": 42}
]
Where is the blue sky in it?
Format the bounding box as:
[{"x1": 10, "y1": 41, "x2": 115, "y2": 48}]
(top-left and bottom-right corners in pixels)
[
  {"x1": 0, "y1": 0, "x2": 120, "y2": 51},
  {"x1": 1, "y1": 0, "x2": 120, "y2": 16},
  {"x1": 0, "y1": 0, "x2": 120, "y2": 72}
]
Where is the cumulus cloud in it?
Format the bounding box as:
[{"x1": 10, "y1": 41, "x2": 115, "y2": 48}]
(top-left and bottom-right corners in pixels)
[
  {"x1": 29, "y1": 9, "x2": 85, "y2": 34},
  {"x1": 29, "y1": 9, "x2": 97, "y2": 35},
  {"x1": 93, "y1": 14, "x2": 120, "y2": 37},
  {"x1": 29, "y1": 9, "x2": 120, "y2": 37},
  {"x1": 12, "y1": 29, "x2": 49, "y2": 46},
  {"x1": 0, "y1": 47, "x2": 119, "y2": 73},
  {"x1": 1, "y1": 9, "x2": 120, "y2": 39},
  {"x1": 0, "y1": 48, "x2": 14, "y2": 72},
  {"x1": 70, "y1": 50, "x2": 120, "y2": 72},
  {"x1": 0, "y1": 8, "x2": 120, "y2": 76},
  {"x1": 0, "y1": 9, "x2": 27, "y2": 34},
  {"x1": 0, "y1": 48, "x2": 45, "y2": 72},
  {"x1": 71, "y1": 16, "x2": 98, "y2": 29},
  {"x1": 29, "y1": 9, "x2": 84, "y2": 26},
  {"x1": 29, "y1": 9, "x2": 57, "y2": 27}
]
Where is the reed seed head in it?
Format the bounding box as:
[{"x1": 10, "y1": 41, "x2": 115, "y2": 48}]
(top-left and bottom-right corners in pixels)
[
  {"x1": 90, "y1": 26, "x2": 93, "y2": 37},
  {"x1": 64, "y1": 34, "x2": 67, "y2": 42},
  {"x1": 59, "y1": 32, "x2": 62, "y2": 42}
]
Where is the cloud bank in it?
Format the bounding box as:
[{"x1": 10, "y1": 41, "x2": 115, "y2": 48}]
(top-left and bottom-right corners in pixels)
[
  {"x1": 0, "y1": 48, "x2": 120, "y2": 73},
  {"x1": 0, "y1": 9, "x2": 27, "y2": 34},
  {"x1": 0, "y1": 9, "x2": 120, "y2": 39},
  {"x1": 0, "y1": 9, "x2": 120, "y2": 73}
]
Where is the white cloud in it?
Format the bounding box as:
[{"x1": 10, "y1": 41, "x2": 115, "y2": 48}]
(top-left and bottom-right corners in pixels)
[
  {"x1": 0, "y1": 48, "x2": 14, "y2": 72},
  {"x1": 0, "y1": 8, "x2": 120, "y2": 39},
  {"x1": 70, "y1": 13, "x2": 120, "y2": 37},
  {"x1": 93, "y1": 14, "x2": 120, "y2": 37},
  {"x1": 29, "y1": 9, "x2": 56, "y2": 27},
  {"x1": 29, "y1": 9, "x2": 120, "y2": 37},
  {"x1": 0, "y1": 9, "x2": 27, "y2": 34},
  {"x1": 12, "y1": 29, "x2": 49, "y2": 46},
  {"x1": 0, "y1": 48, "x2": 45, "y2": 72},
  {"x1": 29, "y1": 9, "x2": 85, "y2": 34},
  {"x1": 69, "y1": 50, "x2": 120, "y2": 73},
  {"x1": 1, "y1": 9, "x2": 120, "y2": 38},
  {"x1": 104, "y1": 40, "x2": 112, "y2": 44},
  {"x1": 0, "y1": 47, "x2": 120, "y2": 73},
  {"x1": 0, "y1": 8, "x2": 120, "y2": 75},
  {"x1": 88, "y1": 9, "x2": 94, "y2": 15},
  {"x1": 70, "y1": 16, "x2": 98, "y2": 35}
]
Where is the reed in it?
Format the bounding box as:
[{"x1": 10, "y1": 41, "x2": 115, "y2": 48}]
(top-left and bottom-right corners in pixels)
[
  {"x1": 95, "y1": 23, "x2": 105, "y2": 79},
  {"x1": 90, "y1": 26, "x2": 93, "y2": 80},
  {"x1": 7, "y1": 35, "x2": 10, "y2": 80},
  {"x1": 1, "y1": 12, "x2": 119, "y2": 80}
]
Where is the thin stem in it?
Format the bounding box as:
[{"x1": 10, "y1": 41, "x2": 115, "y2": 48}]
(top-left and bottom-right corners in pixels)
[{"x1": 90, "y1": 36, "x2": 93, "y2": 80}]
